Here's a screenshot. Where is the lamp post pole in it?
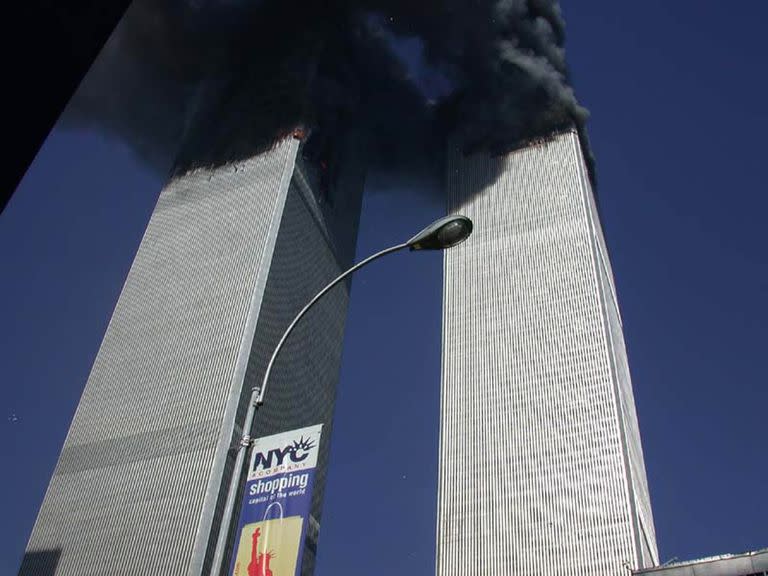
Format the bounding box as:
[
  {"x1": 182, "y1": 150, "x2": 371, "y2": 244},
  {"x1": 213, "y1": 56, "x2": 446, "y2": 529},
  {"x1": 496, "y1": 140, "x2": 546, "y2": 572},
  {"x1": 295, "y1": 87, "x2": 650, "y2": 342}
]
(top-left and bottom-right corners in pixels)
[{"x1": 209, "y1": 215, "x2": 472, "y2": 576}]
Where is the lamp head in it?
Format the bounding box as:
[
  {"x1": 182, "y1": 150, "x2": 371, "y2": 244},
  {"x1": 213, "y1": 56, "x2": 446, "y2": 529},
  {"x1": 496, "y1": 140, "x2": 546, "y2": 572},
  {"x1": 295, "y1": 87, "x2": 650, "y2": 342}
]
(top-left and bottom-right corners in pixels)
[{"x1": 407, "y1": 215, "x2": 473, "y2": 251}]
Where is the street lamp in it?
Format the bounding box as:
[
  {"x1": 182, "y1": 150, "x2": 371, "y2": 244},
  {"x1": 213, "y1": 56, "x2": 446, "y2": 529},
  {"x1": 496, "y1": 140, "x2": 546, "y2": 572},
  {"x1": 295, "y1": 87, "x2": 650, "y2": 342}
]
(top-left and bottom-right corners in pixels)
[{"x1": 210, "y1": 214, "x2": 473, "y2": 575}]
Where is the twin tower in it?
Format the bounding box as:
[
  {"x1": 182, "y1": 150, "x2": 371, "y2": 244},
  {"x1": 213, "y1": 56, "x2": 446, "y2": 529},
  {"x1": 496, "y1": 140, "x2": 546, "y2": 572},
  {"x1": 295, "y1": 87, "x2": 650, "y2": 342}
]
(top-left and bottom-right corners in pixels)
[{"x1": 21, "y1": 130, "x2": 658, "y2": 575}]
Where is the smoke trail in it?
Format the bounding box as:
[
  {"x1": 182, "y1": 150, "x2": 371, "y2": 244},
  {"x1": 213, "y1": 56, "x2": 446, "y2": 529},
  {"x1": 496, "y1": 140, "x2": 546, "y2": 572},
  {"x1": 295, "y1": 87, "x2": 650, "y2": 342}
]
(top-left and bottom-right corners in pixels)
[
  {"x1": 65, "y1": 0, "x2": 592, "y2": 179},
  {"x1": 61, "y1": 0, "x2": 237, "y2": 173}
]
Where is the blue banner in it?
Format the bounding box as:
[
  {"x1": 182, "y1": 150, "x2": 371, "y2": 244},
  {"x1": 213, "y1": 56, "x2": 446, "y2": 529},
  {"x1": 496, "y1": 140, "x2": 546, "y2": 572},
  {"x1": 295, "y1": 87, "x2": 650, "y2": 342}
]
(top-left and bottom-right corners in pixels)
[{"x1": 230, "y1": 424, "x2": 322, "y2": 576}]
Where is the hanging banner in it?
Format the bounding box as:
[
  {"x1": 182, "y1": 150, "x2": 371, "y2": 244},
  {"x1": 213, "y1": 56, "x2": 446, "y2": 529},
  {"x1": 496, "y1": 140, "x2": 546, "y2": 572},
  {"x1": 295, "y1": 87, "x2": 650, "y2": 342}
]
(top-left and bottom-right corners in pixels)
[{"x1": 230, "y1": 424, "x2": 323, "y2": 576}]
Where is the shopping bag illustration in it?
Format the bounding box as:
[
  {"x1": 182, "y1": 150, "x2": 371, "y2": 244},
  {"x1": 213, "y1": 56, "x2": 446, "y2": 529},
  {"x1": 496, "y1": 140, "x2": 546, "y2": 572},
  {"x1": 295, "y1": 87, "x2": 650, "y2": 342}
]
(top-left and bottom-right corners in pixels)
[{"x1": 232, "y1": 503, "x2": 304, "y2": 576}]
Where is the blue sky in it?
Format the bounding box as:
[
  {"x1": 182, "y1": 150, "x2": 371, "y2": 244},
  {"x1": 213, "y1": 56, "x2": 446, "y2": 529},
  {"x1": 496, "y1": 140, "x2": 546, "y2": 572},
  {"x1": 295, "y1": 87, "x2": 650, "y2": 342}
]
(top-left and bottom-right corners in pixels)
[{"x1": 2, "y1": 0, "x2": 767, "y2": 574}]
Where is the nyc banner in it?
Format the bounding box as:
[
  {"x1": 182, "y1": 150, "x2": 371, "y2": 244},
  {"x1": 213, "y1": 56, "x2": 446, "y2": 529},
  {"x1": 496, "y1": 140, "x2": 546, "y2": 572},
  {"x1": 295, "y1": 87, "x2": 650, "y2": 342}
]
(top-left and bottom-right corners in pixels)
[{"x1": 230, "y1": 424, "x2": 322, "y2": 576}]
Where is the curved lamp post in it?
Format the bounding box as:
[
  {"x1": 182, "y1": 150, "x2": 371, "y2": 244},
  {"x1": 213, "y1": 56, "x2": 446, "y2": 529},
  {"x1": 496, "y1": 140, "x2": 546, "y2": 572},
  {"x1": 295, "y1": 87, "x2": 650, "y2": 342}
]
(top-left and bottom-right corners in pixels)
[{"x1": 211, "y1": 214, "x2": 472, "y2": 575}]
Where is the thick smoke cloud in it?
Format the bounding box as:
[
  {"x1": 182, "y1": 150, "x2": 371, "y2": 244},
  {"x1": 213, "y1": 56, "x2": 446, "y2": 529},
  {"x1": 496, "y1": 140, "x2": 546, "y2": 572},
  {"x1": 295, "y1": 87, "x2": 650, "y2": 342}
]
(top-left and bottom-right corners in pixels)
[{"x1": 65, "y1": 0, "x2": 592, "y2": 180}]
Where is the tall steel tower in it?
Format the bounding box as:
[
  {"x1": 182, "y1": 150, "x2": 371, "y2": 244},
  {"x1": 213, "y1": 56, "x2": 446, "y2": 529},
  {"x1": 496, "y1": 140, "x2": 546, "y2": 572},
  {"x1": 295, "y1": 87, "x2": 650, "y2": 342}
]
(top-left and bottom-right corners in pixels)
[
  {"x1": 437, "y1": 130, "x2": 657, "y2": 575},
  {"x1": 20, "y1": 135, "x2": 365, "y2": 575}
]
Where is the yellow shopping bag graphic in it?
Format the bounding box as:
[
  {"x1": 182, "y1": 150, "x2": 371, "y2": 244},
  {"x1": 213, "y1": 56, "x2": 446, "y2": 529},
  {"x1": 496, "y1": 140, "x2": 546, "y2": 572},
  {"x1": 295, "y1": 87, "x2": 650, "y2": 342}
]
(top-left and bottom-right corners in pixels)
[{"x1": 231, "y1": 503, "x2": 303, "y2": 576}]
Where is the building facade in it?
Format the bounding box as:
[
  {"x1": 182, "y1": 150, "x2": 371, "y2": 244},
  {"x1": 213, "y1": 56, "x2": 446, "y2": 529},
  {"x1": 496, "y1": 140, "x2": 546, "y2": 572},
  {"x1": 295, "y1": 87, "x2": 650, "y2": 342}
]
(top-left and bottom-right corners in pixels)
[
  {"x1": 20, "y1": 135, "x2": 364, "y2": 576},
  {"x1": 437, "y1": 130, "x2": 658, "y2": 575}
]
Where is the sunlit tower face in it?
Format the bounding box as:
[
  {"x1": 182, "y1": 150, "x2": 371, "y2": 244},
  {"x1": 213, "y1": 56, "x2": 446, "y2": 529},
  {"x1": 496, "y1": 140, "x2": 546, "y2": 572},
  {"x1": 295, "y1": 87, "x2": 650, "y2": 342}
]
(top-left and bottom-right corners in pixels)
[{"x1": 437, "y1": 130, "x2": 657, "y2": 575}]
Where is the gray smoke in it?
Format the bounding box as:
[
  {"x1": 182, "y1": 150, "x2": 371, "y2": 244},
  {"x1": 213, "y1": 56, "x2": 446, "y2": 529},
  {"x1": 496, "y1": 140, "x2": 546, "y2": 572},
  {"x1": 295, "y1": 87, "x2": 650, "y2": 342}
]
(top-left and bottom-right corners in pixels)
[{"x1": 64, "y1": 0, "x2": 593, "y2": 180}]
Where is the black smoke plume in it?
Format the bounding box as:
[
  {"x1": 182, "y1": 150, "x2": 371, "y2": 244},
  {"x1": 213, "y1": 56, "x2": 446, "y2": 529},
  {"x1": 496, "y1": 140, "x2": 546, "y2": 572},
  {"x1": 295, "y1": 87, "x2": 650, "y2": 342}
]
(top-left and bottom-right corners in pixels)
[{"x1": 64, "y1": 0, "x2": 592, "y2": 180}]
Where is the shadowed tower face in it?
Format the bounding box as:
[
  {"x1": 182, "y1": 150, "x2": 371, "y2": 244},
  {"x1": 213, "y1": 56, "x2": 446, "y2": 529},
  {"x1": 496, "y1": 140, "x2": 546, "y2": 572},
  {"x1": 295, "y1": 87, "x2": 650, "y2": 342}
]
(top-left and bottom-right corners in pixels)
[{"x1": 438, "y1": 131, "x2": 657, "y2": 575}]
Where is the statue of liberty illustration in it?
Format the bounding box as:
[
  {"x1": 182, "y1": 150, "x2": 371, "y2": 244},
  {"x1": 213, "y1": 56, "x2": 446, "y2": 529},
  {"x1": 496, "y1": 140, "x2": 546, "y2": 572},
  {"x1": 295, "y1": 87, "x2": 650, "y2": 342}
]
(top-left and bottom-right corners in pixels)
[
  {"x1": 247, "y1": 527, "x2": 274, "y2": 576},
  {"x1": 248, "y1": 501, "x2": 284, "y2": 576}
]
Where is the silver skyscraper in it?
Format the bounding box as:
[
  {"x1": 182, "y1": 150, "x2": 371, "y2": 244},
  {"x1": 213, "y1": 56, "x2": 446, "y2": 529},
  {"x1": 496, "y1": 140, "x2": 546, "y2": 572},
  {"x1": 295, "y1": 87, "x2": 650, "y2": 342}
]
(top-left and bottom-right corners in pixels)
[
  {"x1": 20, "y1": 136, "x2": 364, "y2": 575},
  {"x1": 437, "y1": 130, "x2": 657, "y2": 575}
]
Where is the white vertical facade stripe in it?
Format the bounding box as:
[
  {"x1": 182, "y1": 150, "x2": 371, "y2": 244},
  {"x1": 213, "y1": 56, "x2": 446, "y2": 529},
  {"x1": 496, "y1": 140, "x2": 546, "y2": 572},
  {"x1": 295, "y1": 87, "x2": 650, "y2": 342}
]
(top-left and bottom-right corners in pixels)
[
  {"x1": 575, "y1": 143, "x2": 658, "y2": 567},
  {"x1": 437, "y1": 131, "x2": 657, "y2": 575},
  {"x1": 187, "y1": 140, "x2": 298, "y2": 575}
]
